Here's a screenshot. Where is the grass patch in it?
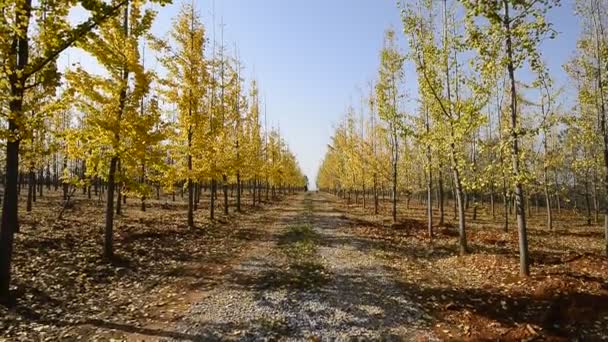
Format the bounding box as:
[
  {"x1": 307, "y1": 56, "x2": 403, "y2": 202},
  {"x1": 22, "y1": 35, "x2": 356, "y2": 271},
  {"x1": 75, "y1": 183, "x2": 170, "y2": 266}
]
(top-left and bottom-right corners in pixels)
[
  {"x1": 279, "y1": 223, "x2": 319, "y2": 260},
  {"x1": 250, "y1": 316, "x2": 290, "y2": 337},
  {"x1": 275, "y1": 202, "x2": 329, "y2": 289}
]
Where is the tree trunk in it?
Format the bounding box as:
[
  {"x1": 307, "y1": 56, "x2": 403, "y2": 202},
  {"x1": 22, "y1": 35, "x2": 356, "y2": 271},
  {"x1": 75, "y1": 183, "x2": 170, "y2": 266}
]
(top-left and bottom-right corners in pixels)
[
  {"x1": 427, "y1": 172, "x2": 433, "y2": 240},
  {"x1": 391, "y1": 158, "x2": 397, "y2": 223},
  {"x1": 451, "y1": 149, "x2": 467, "y2": 255},
  {"x1": 62, "y1": 157, "x2": 68, "y2": 201},
  {"x1": 373, "y1": 174, "x2": 379, "y2": 215},
  {"x1": 38, "y1": 169, "x2": 43, "y2": 198},
  {"x1": 438, "y1": 170, "x2": 445, "y2": 225},
  {"x1": 362, "y1": 183, "x2": 366, "y2": 209},
  {"x1": 187, "y1": 160, "x2": 194, "y2": 228},
  {"x1": 105, "y1": 0, "x2": 130, "y2": 260},
  {"x1": 585, "y1": 178, "x2": 592, "y2": 226},
  {"x1": 490, "y1": 185, "x2": 495, "y2": 220},
  {"x1": 544, "y1": 165, "x2": 553, "y2": 230},
  {"x1": 0, "y1": 135, "x2": 19, "y2": 301},
  {"x1": 210, "y1": 179, "x2": 216, "y2": 220},
  {"x1": 257, "y1": 179, "x2": 262, "y2": 204},
  {"x1": 193, "y1": 182, "x2": 198, "y2": 211},
  {"x1": 116, "y1": 182, "x2": 122, "y2": 216},
  {"x1": 504, "y1": 0, "x2": 529, "y2": 276},
  {"x1": 104, "y1": 157, "x2": 118, "y2": 260},
  {"x1": 27, "y1": 169, "x2": 35, "y2": 212},
  {"x1": 593, "y1": 173, "x2": 599, "y2": 224},
  {"x1": 252, "y1": 179, "x2": 257, "y2": 207},
  {"x1": 0, "y1": 0, "x2": 31, "y2": 300},
  {"x1": 236, "y1": 172, "x2": 241, "y2": 212},
  {"x1": 223, "y1": 175, "x2": 229, "y2": 215}
]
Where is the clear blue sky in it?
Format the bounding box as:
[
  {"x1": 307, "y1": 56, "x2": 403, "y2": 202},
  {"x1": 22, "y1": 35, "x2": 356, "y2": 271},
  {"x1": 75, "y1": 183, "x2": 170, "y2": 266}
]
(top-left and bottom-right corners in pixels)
[{"x1": 64, "y1": 0, "x2": 581, "y2": 189}]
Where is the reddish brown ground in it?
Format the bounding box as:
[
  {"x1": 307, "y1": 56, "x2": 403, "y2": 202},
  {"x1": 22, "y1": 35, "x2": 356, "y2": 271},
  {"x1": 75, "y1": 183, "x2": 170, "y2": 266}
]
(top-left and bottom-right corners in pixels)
[
  {"x1": 0, "y1": 189, "x2": 290, "y2": 340},
  {"x1": 2, "y1": 190, "x2": 607, "y2": 341},
  {"x1": 333, "y1": 195, "x2": 608, "y2": 341}
]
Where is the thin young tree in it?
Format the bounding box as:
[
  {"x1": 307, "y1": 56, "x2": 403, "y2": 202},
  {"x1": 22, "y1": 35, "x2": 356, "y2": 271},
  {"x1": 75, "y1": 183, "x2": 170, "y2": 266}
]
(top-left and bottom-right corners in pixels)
[{"x1": 463, "y1": 0, "x2": 560, "y2": 275}]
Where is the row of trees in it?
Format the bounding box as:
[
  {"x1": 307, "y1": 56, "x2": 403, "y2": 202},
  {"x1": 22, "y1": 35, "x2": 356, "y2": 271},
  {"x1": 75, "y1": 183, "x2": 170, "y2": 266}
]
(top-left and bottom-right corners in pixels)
[
  {"x1": 317, "y1": 0, "x2": 608, "y2": 276},
  {"x1": 0, "y1": 0, "x2": 306, "y2": 303}
]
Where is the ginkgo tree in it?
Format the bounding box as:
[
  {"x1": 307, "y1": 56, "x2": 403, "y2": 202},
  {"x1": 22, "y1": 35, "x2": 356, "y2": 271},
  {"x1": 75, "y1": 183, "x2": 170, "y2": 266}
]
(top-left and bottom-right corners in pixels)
[
  {"x1": 401, "y1": 0, "x2": 489, "y2": 254},
  {"x1": 65, "y1": 0, "x2": 159, "y2": 260},
  {"x1": 153, "y1": 1, "x2": 208, "y2": 227},
  {"x1": 0, "y1": 0, "x2": 170, "y2": 303},
  {"x1": 376, "y1": 29, "x2": 406, "y2": 223},
  {"x1": 463, "y1": 0, "x2": 560, "y2": 276}
]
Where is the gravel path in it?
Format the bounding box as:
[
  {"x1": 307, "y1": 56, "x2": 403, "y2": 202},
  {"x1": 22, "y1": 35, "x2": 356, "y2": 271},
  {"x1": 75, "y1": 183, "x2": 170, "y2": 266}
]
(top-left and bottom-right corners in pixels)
[{"x1": 167, "y1": 193, "x2": 437, "y2": 341}]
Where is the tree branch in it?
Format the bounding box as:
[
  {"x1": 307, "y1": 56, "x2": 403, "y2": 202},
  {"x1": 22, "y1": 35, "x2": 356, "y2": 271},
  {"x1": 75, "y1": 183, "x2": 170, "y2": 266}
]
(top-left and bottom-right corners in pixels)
[{"x1": 24, "y1": 0, "x2": 129, "y2": 80}]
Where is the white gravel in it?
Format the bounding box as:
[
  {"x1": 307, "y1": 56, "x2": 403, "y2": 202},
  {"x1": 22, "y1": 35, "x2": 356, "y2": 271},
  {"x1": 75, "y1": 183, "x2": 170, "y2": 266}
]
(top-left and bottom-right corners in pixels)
[{"x1": 167, "y1": 193, "x2": 438, "y2": 341}]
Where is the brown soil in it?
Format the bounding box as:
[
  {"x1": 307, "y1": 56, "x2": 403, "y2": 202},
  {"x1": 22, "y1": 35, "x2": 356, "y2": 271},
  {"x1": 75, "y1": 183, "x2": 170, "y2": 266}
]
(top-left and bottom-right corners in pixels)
[
  {"x1": 334, "y1": 195, "x2": 608, "y2": 341},
  {"x1": 0, "y1": 189, "x2": 292, "y2": 341}
]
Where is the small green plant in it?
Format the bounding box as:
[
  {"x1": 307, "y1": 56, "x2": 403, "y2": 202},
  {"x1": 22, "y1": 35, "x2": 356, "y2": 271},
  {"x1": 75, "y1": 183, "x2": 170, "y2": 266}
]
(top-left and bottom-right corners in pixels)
[{"x1": 276, "y1": 219, "x2": 329, "y2": 289}]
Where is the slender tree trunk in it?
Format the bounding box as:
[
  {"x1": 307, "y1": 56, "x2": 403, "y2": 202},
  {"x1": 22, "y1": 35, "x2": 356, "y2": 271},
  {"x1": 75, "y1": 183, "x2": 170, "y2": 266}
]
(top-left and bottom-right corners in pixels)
[
  {"x1": 236, "y1": 172, "x2": 241, "y2": 212},
  {"x1": 392, "y1": 147, "x2": 398, "y2": 223},
  {"x1": 555, "y1": 180, "x2": 561, "y2": 215},
  {"x1": 252, "y1": 179, "x2": 257, "y2": 207},
  {"x1": 53, "y1": 153, "x2": 58, "y2": 191},
  {"x1": 257, "y1": 179, "x2": 262, "y2": 204},
  {"x1": 62, "y1": 157, "x2": 68, "y2": 201},
  {"x1": 38, "y1": 168, "x2": 43, "y2": 198},
  {"x1": 585, "y1": 178, "x2": 592, "y2": 226},
  {"x1": 451, "y1": 146, "x2": 467, "y2": 254},
  {"x1": 452, "y1": 177, "x2": 457, "y2": 219},
  {"x1": 193, "y1": 182, "x2": 198, "y2": 211},
  {"x1": 362, "y1": 183, "x2": 366, "y2": 209},
  {"x1": 187, "y1": 155, "x2": 194, "y2": 228},
  {"x1": 27, "y1": 169, "x2": 34, "y2": 212},
  {"x1": 81, "y1": 161, "x2": 87, "y2": 195},
  {"x1": 593, "y1": 172, "x2": 599, "y2": 224},
  {"x1": 544, "y1": 163, "x2": 553, "y2": 230},
  {"x1": 503, "y1": 189, "x2": 509, "y2": 232},
  {"x1": 116, "y1": 161, "x2": 122, "y2": 216},
  {"x1": 31, "y1": 169, "x2": 36, "y2": 204},
  {"x1": 105, "y1": 157, "x2": 118, "y2": 260},
  {"x1": 438, "y1": 170, "x2": 445, "y2": 225},
  {"x1": 426, "y1": 107, "x2": 433, "y2": 239},
  {"x1": 105, "y1": 1, "x2": 129, "y2": 261},
  {"x1": 140, "y1": 164, "x2": 146, "y2": 212},
  {"x1": 504, "y1": 1, "x2": 529, "y2": 275},
  {"x1": 210, "y1": 179, "x2": 216, "y2": 220},
  {"x1": 427, "y1": 172, "x2": 433, "y2": 240},
  {"x1": 373, "y1": 174, "x2": 379, "y2": 215},
  {"x1": 472, "y1": 194, "x2": 477, "y2": 221},
  {"x1": 490, "y1": 185, "x2": 495, "y2": 220},
  {"x1": 223, "y1": 175, "x2": 229, "y2": 215}
]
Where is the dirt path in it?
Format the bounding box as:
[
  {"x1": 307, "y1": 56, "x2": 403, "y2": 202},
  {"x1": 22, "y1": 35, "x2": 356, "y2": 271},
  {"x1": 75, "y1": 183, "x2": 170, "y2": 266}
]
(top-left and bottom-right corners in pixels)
[{"x1": 161, "y1": 192, "x2": 437, "y2": 341}]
